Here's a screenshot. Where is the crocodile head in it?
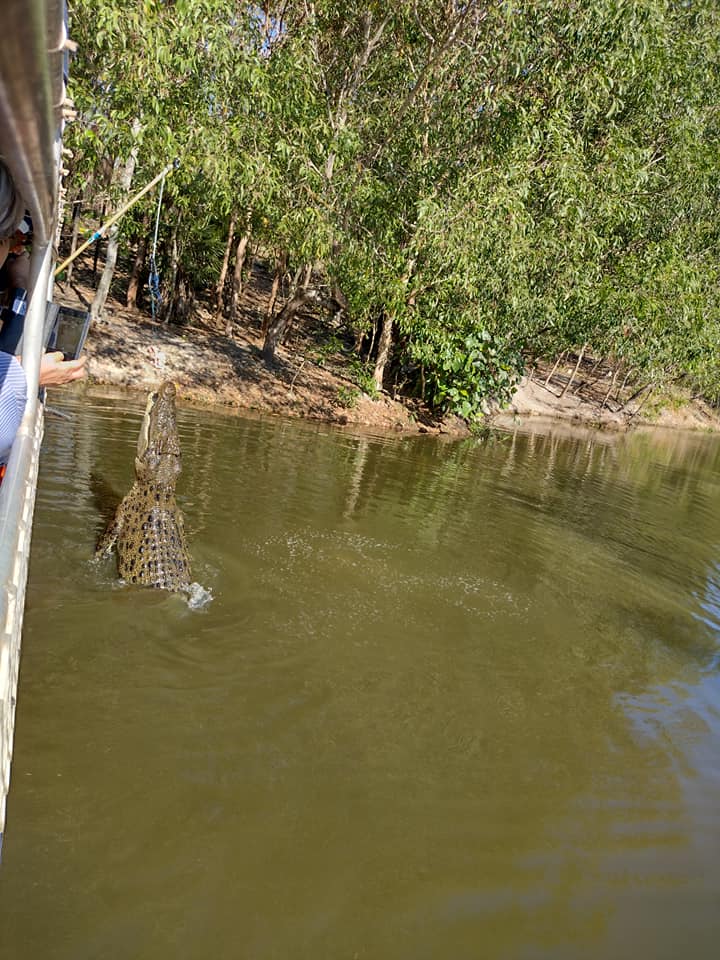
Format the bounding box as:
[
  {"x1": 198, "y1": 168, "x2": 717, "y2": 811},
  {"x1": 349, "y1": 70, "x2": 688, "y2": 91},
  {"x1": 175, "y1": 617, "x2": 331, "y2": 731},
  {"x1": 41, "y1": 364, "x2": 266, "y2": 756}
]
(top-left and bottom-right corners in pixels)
[{"x1": 134, "y1": 381, "x2": 182, "y2": 485}]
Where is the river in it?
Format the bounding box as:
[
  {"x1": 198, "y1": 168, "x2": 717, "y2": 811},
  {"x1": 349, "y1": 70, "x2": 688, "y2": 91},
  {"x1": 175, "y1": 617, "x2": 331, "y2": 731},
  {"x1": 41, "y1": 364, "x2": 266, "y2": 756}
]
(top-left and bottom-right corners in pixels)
[{"x1": 1, "y1": 390, "x2": 719, "y2": 959}]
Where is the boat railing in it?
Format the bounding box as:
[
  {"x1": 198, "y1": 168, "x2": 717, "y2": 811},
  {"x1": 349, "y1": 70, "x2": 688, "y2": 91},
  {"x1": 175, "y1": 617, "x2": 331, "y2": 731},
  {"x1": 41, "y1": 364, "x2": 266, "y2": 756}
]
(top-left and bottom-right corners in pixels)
[{"x1": 0, "y1": 0, "x2": 69, "y2": 847}]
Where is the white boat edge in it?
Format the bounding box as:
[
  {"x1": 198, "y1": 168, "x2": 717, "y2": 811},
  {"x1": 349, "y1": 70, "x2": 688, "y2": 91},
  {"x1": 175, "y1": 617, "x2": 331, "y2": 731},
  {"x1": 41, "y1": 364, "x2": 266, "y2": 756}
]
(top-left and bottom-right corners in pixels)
[{"x1": 0, "y1": 0, "x2": 69, "y2": 849}]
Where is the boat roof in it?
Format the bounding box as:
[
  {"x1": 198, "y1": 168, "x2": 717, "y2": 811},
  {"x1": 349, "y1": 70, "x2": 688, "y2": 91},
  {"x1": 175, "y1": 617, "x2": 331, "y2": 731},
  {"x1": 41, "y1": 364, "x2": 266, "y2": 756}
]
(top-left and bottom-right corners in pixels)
[{"x1": 0, "y1": 0, "x2": 66, "y2": 246}]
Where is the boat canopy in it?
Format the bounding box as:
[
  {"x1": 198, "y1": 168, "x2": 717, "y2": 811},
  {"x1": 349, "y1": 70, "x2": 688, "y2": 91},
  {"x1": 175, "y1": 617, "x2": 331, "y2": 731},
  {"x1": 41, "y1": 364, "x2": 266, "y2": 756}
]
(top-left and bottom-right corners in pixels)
[{"x1": 0, "y1": 0, "x2": 66, "y2": 246}]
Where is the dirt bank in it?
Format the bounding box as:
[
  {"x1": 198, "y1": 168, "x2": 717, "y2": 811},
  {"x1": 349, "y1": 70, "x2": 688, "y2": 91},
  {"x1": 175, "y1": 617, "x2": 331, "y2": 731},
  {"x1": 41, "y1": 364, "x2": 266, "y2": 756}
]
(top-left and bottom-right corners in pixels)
[
  {"x1": 55, "y1": 264, "x2": 466, "y2": 436},
  {"x1": 494, "y1": 367, "x2": 720, "y2": 433},
  {"x1": 54, "y1": 262, "x2": 720, "y2": 437}
]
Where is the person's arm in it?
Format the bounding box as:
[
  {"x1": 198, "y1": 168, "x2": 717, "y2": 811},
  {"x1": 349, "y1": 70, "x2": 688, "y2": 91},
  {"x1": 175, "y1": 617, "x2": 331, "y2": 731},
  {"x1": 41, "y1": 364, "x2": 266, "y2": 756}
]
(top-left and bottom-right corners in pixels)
[{"x1": 0, "y1": 351, "x2": 27, "y2": 463}]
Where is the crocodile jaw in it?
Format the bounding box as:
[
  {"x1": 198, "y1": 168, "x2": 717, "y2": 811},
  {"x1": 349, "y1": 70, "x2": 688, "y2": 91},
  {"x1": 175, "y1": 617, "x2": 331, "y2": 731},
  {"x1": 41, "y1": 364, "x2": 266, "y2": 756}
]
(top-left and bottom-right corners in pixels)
[
  {"x1": 135, "y1": 390, "x2": 156, "y2": 467},
  {"x1": 134, "y1": 382, "x2": 182, "y2": 484}
]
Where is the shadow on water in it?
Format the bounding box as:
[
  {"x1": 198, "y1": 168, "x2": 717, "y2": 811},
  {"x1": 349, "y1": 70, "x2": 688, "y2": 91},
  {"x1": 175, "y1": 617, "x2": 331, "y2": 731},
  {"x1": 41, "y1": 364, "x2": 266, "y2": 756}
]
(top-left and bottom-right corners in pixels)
[
  {"x1": 88, "y1": 471, "x2": 121, "y2": 542},
  {"x1": 0, "y1": 390, "x2": 719, "y2": 960}
]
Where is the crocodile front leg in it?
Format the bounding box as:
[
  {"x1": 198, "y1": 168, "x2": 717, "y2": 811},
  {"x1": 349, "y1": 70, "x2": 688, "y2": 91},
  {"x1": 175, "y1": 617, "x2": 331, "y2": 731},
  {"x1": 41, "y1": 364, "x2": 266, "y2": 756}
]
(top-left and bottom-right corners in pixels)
[{"x1": 94, "y1": 504, "x2": 125, "y2": 559}]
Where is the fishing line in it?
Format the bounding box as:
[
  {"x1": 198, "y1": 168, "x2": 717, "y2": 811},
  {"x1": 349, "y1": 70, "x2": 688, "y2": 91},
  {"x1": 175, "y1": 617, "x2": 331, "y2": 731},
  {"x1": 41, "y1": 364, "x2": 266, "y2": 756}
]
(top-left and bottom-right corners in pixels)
[{"x1": 148, "y1": 168, "x2": 166, "y2": 320}]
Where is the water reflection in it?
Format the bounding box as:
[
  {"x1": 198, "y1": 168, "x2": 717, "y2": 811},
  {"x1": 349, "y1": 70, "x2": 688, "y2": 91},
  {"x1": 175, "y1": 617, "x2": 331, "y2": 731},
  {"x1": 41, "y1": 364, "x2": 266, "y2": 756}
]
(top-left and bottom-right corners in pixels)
[{"x1": 0, "y1": 391, "x2": 719, "y2": 960}]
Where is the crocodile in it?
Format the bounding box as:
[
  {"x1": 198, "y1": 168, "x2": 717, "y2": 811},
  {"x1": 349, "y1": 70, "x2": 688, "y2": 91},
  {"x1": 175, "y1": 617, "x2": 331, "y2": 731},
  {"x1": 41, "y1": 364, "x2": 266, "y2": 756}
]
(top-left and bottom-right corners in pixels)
[{"x1": 95, "y1": 381, "x2": 191, "y2": 591}]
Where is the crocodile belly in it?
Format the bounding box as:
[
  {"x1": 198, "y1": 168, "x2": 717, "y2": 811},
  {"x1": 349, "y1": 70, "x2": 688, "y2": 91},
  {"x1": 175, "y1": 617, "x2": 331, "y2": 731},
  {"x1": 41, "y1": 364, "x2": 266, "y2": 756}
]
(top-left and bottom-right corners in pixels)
[{"x1": 117, "y1": 504, "x2": 191, "y2": 591}]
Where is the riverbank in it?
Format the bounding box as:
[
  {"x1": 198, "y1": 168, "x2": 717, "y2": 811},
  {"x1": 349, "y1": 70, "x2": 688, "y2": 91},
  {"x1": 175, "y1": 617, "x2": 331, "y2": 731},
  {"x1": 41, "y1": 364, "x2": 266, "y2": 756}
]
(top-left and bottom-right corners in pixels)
[
  {"x1": 66, "y1": 296, "x2": 452, "y2": 435},
  {"x1": 55, "y1": 264, "x2": 467, "y2": 436},
  {"x1": 54, "y1": 264, "x2": 720, "y2": 436},
  {"x1": 495, "y1": 365, "x2": 720, "y2": 433}
]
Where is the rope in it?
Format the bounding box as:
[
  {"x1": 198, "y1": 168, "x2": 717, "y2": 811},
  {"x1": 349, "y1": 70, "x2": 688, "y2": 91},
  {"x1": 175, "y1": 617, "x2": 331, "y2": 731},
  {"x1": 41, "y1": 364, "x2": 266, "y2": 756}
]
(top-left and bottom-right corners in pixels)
[
  {"x1": 148, "y1": 256, "x2": 162, "y2": 320},
  {"x1": 54, "y1": 159, "x2": 178, "y2": 277},
  {"x1": 148, "y1": 170, "x2": 166, "y2": 320}
]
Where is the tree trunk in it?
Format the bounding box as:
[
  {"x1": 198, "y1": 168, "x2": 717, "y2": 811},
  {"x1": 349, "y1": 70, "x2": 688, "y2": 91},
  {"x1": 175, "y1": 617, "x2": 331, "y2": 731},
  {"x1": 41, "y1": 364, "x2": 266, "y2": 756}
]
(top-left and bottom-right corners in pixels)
[
  {"x1": 282, "y1": 263, "x2": 313, "y2": 344},
  {"x1": 559, "y1": 343, "x2": 587, "y2": 398},
  {"x1": 263, "y1": 252, "x2": 286, "y2": 334},
  {"x1": 126, "y1": 215, "x2": 149, "y2": 309},
  {"x1": 625, "y1": 384, "x2": 653, "y2": 421},
  {"x1": 91, "y1": 120, "x2": 141, "y2": 321},
  {"x1": 65, "y1": 191, "x2": 83, "y2": 283},
  {"x1": 174, "y1": 273, "x2": 195, "y2": 325},
  {"x1": 601, "y1": 367, "x2": 619, "y2": 410},
  {"x1": 615, "y1": 367, "x2": 633, "y2": 403},
  {"x1": 367, "y1": 317, "x2": 378, "y2": 358},
  {"x1": 226, "y1": 231, "x2": 249, "y2": 336},
  {"x1": 214, "y1": 212, "x2": 236, "y2": 324},
  {"x1": 623, "y1": 380, "x2": 651, "y2": 408},
  {"x1": 263, "y1": 268, "x2": 281, "y2": 335},
  {"x1": 372, "y1": 256, "x2": 414, "y2": 390},
  {"x1": 544, "y1": 351, "x2": 565, "y2": 387},
  {"x1": 262, "y1": 286, "x2": 318, "y2": 364},
  {"x1": 373, "y1": 313, "x2": 393, "y2": 391},
  {"x1": 90, "y1": 225, "x2": 119, "y2": 322},
  {"x1": 353, "y1": 325, "x2": 364, "y2": 354}
]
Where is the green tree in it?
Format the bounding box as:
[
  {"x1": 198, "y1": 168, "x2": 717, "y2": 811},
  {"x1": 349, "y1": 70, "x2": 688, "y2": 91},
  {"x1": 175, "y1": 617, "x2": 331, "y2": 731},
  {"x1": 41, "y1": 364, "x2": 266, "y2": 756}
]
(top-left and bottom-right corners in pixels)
[{"x1": 64, "y1": 0, "x2": 720, "y2": 413}]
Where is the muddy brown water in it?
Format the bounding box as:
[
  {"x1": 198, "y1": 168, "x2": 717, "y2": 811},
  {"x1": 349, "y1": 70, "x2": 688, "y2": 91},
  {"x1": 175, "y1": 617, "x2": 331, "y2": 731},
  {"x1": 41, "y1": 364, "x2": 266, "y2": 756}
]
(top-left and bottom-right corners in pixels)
[{"x1": 1, "y1": 391, "x2": 719, "y2": 959}]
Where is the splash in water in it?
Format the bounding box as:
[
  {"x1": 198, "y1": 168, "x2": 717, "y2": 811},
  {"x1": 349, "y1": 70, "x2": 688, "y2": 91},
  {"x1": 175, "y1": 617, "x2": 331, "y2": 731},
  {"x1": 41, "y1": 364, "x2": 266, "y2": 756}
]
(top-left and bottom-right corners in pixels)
[{"x1": 186, "y1": 581, "x2": 213, "y2": 610}]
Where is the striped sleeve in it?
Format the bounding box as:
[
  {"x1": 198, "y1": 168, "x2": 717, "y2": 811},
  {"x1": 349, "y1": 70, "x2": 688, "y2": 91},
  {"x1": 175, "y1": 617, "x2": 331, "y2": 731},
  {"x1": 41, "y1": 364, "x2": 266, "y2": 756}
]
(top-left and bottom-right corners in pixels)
[{"x1": 0, "y1": 351, "x2": 27, "y2": 464}]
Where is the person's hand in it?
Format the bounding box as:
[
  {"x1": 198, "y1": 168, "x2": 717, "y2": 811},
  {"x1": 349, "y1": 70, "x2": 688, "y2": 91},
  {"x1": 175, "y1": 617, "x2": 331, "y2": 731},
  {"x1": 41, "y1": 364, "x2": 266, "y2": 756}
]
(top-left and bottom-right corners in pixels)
[{"x1": 38, "y1": 351, "x2": 87, "y2": 387}]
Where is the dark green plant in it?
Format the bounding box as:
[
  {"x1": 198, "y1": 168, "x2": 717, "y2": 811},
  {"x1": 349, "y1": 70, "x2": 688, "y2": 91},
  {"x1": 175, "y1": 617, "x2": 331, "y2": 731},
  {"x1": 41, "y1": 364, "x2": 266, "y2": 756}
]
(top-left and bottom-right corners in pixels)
[
  {"x1": 336, "y1": 385, "x2": 360, "y2": 409},
  {"x1": 427, "y1": 331, "x2": 522, "y2": 420},
  {"x1": 348, "y1": 357, "x2": 378, "y2": 398}
]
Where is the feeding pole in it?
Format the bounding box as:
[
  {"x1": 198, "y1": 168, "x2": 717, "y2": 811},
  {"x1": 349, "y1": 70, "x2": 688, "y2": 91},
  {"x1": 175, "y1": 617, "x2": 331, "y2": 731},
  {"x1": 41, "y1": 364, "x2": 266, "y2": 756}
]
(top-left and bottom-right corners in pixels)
[{"x1": 54, "y1": 159, "x2": 179, "y2": 278}]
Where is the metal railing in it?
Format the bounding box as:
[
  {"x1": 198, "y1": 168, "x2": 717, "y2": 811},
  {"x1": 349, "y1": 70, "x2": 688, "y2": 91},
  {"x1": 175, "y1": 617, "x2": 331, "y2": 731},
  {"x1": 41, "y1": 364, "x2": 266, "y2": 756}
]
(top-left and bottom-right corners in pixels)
[{"x1": 0, "y1": 0, "x2": 67, "y2": 847}]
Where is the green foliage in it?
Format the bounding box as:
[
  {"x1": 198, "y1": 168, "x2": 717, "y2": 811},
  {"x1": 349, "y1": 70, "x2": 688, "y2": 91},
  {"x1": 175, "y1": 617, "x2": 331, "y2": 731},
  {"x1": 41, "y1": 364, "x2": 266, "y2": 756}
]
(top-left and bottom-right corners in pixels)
[
  {"x1": 348, "y1": 358, "x2": 378, "y2": 398},
  {"x1": 429, "y1": 332, "x2": 522, "y2": 420},
  {"x1": 66, "y1": 0, "x2": 720, "y2": 410},
  {"x1": 311, "y1": 334, "x2": 344, "y2": 367},
  {"x1": 336, "y1": 385, "x2": 360, "y2": 409}
]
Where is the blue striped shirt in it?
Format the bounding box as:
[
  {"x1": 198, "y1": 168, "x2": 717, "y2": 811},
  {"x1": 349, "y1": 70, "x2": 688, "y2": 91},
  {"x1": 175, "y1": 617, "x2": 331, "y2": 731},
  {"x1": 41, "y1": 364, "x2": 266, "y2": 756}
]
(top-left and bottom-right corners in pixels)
[{"x1": 0, "y1": 351, "x2": 27, "y2": 464}]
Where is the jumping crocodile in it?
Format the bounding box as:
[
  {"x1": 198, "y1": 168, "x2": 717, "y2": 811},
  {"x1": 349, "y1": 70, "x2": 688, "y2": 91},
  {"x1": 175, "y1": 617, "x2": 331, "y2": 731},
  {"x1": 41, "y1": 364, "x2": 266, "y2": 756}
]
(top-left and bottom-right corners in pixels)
[{"x1": 95, "y1": 381, "x2": 191, "y2": 591}]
